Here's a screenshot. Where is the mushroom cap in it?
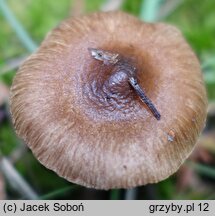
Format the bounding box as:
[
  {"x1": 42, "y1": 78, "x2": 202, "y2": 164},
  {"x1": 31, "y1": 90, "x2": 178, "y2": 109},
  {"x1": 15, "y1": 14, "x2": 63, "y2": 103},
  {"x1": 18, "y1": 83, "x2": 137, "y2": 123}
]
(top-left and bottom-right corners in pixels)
[{"x1": 10, "y1": 11, "x2": 207, "y2": 189}]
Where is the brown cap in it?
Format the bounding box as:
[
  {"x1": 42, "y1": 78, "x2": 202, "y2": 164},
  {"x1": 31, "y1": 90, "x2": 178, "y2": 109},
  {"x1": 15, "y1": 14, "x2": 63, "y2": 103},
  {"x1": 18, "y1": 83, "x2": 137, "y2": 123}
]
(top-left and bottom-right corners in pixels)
[{"x1": 10, "y1": 11, "x2": 207, "y2": 189}]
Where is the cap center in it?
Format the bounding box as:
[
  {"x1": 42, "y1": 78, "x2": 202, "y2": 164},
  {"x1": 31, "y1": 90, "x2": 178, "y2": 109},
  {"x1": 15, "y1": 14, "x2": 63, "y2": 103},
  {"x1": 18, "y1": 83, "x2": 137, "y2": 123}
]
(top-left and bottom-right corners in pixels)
[{"x1": 82, "y1": 59, "x2": 136, "y2": 113}]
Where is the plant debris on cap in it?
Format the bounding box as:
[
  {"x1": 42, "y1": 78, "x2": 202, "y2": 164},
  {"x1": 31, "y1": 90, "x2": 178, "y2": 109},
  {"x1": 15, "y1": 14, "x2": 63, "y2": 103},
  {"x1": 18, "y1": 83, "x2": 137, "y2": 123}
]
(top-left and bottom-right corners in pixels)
[{"x1": 10, "y1": 11, "x2": 207, "y2": 189}]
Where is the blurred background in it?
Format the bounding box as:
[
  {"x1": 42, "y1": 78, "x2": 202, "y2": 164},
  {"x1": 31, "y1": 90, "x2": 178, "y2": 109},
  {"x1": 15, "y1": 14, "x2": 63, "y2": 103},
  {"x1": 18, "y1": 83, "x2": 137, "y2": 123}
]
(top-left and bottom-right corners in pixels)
[{"x1": 0, "y1": 0, "x2": 215, "y2": 200}]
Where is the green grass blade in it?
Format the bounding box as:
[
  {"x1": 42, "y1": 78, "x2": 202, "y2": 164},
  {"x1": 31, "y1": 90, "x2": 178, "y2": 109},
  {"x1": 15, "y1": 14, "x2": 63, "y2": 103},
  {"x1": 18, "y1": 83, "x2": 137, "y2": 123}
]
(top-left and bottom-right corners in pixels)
[
  {"x1": 110, "y1": 189, "x2": 121, "y2": 200},
  {"x1": 202, "y1": 56, "x2": 215, "y2": 69},
  {"x1": 0, "y1": 0, "x2": 37, "y2": 52},
  {"x1": 203, "y1": 70, "x2": 215, "y2": 84},
  {"x1": 140, "y1": 0, "x2": 163, "y2": 22},
  {"x1": 188, "y1": 161, "x2": 215, "y2": 179},
  {"x1": 39, "y1": 185, "x2": 78, "y2": 200}
]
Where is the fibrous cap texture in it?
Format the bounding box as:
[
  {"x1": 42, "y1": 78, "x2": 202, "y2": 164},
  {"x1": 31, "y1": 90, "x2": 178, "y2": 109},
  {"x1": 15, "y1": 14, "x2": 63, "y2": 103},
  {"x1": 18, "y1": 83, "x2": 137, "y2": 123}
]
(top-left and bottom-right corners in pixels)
[{"x1": 10, "y1": 11, "x2": 207, "y2": 189}]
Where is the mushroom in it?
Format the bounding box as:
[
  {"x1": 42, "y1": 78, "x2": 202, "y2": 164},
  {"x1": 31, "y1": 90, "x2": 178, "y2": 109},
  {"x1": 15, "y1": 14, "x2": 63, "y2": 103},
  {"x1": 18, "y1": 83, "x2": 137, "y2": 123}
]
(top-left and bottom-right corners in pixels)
[{"x1": 10, "y1": 11, "x2": 207, "y2": 189}]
